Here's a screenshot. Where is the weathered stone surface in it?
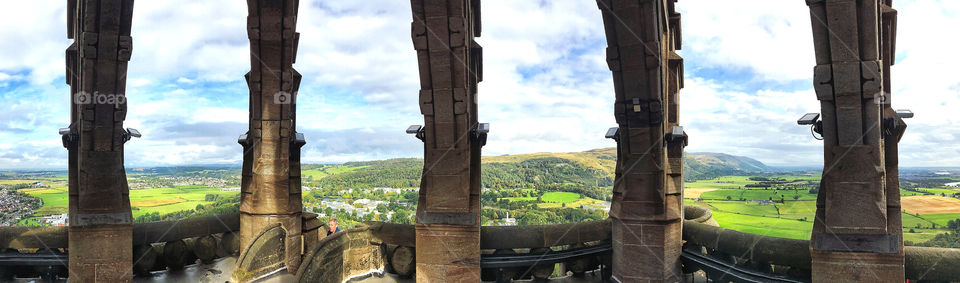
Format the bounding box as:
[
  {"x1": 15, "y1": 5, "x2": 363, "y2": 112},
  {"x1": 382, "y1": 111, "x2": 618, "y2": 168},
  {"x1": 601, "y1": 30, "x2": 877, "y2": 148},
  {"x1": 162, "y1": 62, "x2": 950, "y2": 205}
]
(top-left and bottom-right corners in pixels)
[
  {"x1": 132, "y1": 244, "x2": 157, "y2": 275},
  {"x1": 805, "y1": 0, "x2": 905, "y2": 280},
  {"x1": 239, "y1": 0, "x2": 305, "y2": 274},
  {"x1": 232, "y1": 224, "x2": 287, "y2": 282},
  {"x1": 64, "y1": 0, "x2": 136, "y2": 281},
  {"x1": 162, "y1": 239, "x2": 194, "y2": 271},
  {"x1": 409, "y1": 0, "x2": 484, "y2": 281},
  {"x1": 598, "y1": 0, "x2": 685, "y2": 281},
  {"x1": 391, "y1": 246, "x2": 416, "y2": 278}
]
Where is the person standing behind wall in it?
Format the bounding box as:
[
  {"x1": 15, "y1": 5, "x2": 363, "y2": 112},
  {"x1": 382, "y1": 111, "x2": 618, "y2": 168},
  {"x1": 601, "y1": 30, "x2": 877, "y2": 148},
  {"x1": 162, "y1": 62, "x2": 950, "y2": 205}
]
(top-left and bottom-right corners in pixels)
[{"x1": 327, "y1": 218, "x2": 340, "y2": 236}]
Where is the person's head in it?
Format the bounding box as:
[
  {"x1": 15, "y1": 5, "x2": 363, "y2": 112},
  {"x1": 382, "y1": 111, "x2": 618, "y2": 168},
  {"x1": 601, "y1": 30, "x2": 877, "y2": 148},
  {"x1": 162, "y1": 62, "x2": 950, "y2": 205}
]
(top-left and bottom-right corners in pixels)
[{"x1": 328, "y1": 218, "x2": 338, "y2": 232}]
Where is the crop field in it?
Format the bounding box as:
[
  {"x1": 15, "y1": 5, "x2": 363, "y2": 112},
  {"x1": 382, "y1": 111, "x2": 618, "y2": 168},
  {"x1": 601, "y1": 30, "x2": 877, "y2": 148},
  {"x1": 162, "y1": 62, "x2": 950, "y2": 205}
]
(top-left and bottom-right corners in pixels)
[
  {"x1": 15, "y1": 185, "x2": 240, "y2": 224},
  {"x1": 902, "y1": 196, "x2": 960, "y2": 214},
  {"x1": 0, "y1": 180, "x2": 37, "y2": 185}
]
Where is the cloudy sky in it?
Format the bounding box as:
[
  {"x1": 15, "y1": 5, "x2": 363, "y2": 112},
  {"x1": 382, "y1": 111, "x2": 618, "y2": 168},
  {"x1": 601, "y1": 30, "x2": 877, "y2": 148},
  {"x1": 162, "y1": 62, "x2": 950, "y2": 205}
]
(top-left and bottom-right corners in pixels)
[{"x1": 0, "y1": 0, "x2": 957, "y2": 169}]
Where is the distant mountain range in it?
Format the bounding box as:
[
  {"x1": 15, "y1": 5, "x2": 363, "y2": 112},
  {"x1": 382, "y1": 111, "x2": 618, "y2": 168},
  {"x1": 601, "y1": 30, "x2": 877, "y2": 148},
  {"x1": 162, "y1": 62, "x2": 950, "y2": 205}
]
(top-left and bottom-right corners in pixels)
[{"x1": 302, "y1": 148, "x2": 772, "y2": 190}]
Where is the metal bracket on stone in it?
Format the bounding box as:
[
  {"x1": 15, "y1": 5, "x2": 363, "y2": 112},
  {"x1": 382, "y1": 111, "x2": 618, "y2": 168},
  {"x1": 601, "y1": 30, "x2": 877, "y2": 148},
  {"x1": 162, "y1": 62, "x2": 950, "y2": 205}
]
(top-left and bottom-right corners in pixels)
[
  {"x1": 406, "y1": 125, "x2": 425, "y2": 142},
  {"x1": 59, "y1": 127, "x2": 78, "y2": 149},
  {"x1": 292, "y1": 132, "x2": 306, "y2": 148},
  {"x1": 883, "y1": 109, "x2": 912, "y2": 139},
  {"x1": 665, "y1": 126, "x2": 687, "y2": 147},
  {"x1": 605, "y1": 127, "x2": 620, "y2": 143},
  {"x1": 122, "y1": 128, "x2": 141, "y2": 142},
  {"x1": 238, "y1": 133, "x2": 253, "y2": 147},
  {"x1": 797, "y1": 113, "x2": 824, "y2": 138},
  {"x1": 471, "y1": 123, "x2": 489, "y2": 147}
]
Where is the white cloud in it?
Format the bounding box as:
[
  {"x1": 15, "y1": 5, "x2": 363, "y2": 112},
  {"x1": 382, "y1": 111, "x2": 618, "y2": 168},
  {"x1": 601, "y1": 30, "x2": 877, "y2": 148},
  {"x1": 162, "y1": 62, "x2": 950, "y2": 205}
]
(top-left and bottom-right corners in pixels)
[
  {"x1": 677, "y1": 0, "x2": 816, "y2": 82},
  {"x1": 0, "y1": 0, "x2": 957, "y2": 169}
]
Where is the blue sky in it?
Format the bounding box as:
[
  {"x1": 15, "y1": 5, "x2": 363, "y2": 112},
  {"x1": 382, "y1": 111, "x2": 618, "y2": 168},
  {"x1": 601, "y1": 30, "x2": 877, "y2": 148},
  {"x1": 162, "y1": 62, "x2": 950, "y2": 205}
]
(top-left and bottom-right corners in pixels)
[{"x1": 0, "y1": 0, "x2": 958, "y2": 169}]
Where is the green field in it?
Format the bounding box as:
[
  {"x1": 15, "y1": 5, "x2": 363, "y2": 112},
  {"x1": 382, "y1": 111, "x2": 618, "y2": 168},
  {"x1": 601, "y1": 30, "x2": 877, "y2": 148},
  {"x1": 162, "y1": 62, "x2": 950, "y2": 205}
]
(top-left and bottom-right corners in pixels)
[
  {"x1": 700, "y1": 189, "x2": 817, "y2": 201},
  {"x1": 917, "y1": 187, "x2": 960, "y2": 196},
  {"x1": 16, "y1": 185, "x2": 240, "y2": 225},
  {"x1": 920, "y1": 213, "x2": 960, "y2": 227},
  {"x1": 302, "y1": 165, "x2": 367, "y2": 180},
  {"x1": 710, "y1": 210, "x2": 813, "y2": 240},
  {"x1": 700, "y1": 200, "x2": 780, "y2": 217},
  {"x1": 541, "y1": 192, "x2": 580, "y2": 203},
  {"x1": 900, "y1": 189, "x2": 926, "y2": 196}
]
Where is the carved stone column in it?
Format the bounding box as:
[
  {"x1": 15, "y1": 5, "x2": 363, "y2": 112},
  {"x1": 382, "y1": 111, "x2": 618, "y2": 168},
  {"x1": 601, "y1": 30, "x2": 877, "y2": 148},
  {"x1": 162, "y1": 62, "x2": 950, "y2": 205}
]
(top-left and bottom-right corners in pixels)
[
  {"x1": 63, "y1": 0, "x2": 136, "y2": 281},
  {"x1": 408, "y1": 0, "x2": 484, "y2": 281},
  {"x1": 598, "y1": 0, "x2": 686, "y2": 281},
  {"x1": 239, "y1": 0, "x2": 305, "y2": 273},
  {"x1": 804, "y1": 0, "x2": 904, "y2": 281}
]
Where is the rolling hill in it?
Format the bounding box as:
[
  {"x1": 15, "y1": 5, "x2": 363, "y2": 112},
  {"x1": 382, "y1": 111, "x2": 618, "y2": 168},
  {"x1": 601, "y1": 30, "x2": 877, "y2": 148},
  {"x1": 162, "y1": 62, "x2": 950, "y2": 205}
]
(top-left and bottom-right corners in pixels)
[{"x1": 302, "y1": 148, "x2": 771, "y2": 190}]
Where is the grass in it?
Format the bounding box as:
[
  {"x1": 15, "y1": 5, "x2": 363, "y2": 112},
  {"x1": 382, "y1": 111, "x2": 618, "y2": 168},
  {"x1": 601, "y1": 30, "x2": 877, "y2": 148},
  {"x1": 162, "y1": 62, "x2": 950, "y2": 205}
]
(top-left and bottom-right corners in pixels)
[
  {"x1": 900, "y1": 189, "x2": 927, "y2": 196},
  {"x1": 16, "y1": 185, "x2": 240, "y2": 221},
  {"x1": 302, "y1": 165, "x2": 367, "y2": 181},
  {"x1": 710, "y1": 210, "x2": 813, "y2": 240},
  {"x1": 541, "y1": 192, "x2": 580, "y2": 203},
  {"x1": 131, "y1": 198, "x2": 186, "y2": 207},
  {"x1": 538, "y1": 197, "x2": 605, "y2": 209},
  {"x1": 776, "y1": 200, "x2": 816, "y2": 219},
  {"x1": 917, "y1": 187, "x2": 960, "y2": 196},
  {"x1": 700, "y1": 189, "x2": 817, "y2": 201},
  {"x1": 902, "y1": 212, "x2": 935, "y2": 228},
  {"x1": 920, "y1": 213, "x2": 960, "y2": 227},
  {"x1": 701, "y1": 200, "x2": 780, "y2": 217}
]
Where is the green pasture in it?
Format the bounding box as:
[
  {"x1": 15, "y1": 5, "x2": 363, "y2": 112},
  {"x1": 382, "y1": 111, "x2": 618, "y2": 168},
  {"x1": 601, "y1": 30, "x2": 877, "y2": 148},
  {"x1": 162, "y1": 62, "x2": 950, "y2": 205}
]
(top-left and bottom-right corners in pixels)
[
  {"x1": 900, "y1": 189, "x2": 926, "y2": 196},
  {"x1": 904, "y1": 229, "x2": 943, "y2": 243},
  {"x1": 700, "y1": 189, "x2": 816, "y2": 201},
  {"x1": 710, "y1": 210, "x2": 813, "y2": 240},
  {"x1": 16, "y1": 185, "x2": 240, "y2": 222},
  {"x1": 901, "y1": 212, "x2": 935, "y2": 229},
  {"x1": 700, "y1": 200, "x2": 780, "y2": 217},
  {"x1": 541, "y1": 192, "x2": 580, "y2": 203},
  {"x1": 920, "y1": 213, "x2": 960, "y2": 227},
  {"x1": 302, "y1": 165, "x2": 367, "y2": 180},
  {"x1": 917, "y1": 187, "x2": 960, "y2": 196}
]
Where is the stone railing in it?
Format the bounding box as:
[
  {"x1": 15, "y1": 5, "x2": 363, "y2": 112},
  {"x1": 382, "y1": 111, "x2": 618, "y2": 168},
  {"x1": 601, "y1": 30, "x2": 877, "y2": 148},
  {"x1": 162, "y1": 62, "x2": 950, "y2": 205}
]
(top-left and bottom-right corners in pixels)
[
  {"x1": 296, "y1": 220, "x2": 614, "y2": 282},
  {"x1": 0, "y1": 213, "x2": 243, "y2": 278},
  {"x1": 682, "y1": 207, "x2": 960, "y2": 282},
  {"x1": 5, "y1": 208, "x2": 959, "y2": 282}
]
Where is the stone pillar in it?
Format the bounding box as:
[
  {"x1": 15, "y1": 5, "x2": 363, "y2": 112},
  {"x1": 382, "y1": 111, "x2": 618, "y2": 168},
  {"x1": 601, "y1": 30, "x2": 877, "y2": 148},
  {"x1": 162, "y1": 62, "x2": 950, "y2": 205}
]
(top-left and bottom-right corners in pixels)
[
  {"x1": 408, "y1": 0, "x2": 484, "y2": 281},
  {"x1": 63, "y1": 0, "x2": 136, "y2": 281},
  {"x1": 239, "y1": 0, "x2": 305, "y2": 273},
  {"x1": 804, "y1": 0, "x2": 904, "y2": 281},
  {"x1": 598, "y1": 0, "x2": 686, "y2": 281}
]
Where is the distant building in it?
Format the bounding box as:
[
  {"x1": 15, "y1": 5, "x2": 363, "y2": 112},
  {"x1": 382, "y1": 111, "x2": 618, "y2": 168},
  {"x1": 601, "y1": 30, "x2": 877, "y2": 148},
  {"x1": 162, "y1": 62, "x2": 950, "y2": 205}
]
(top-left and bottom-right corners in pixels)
[
  {"x1": 499, "y1": 211, "x2": 516, "y2": 226},
  {"x1": 40, "y1": 214, "x2": 68, "y2": 226}
]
